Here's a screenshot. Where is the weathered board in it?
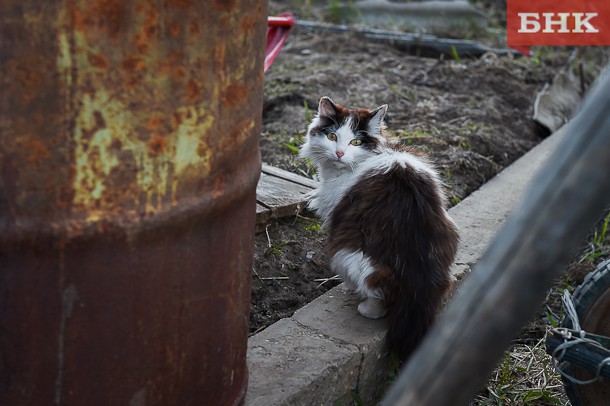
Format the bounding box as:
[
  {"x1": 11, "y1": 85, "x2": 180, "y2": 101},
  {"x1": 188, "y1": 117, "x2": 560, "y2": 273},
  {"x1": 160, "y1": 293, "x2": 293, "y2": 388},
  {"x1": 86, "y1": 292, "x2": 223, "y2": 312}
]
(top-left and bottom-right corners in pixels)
[
  {"x1": 261, "y1": 163, "x2": 318, "y2": 188},
  {"x1": 255, "y1": 164, "x2": 318, "y2": 231}
]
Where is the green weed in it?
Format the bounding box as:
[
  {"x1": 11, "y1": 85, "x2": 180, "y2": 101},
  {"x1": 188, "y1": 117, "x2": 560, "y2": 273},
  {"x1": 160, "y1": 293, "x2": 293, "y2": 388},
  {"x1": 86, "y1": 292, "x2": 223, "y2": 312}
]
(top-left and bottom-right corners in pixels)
[
  {"x1": 326, "y1": 0, "x2": 342, "y2": 24},
  {"x1": 305, "y1": 223, "x2": 321, "y2": 232},
  {"x1": 304, "y1": 99, "x2": 313, "y2": 124},
  {"x1": 283, "y1": 142, "x2": 300, "y2": 155},
  {"x1": 283, "y1": 134, "x2": 305, "y2": 155},
  {"x1": 459, "y1": 141, "x2": 471, "y2": 150},
  {"x1": 579, "y1": 211, "x2": 610, "y2": 262},
  {"x1": 324, "y1": 0, "x2": 361, "y2": 24},
  {"x1": 444, "y1": 169, "x2": 452, "y2": 182},
  {"x1": 450, "y1": 45, "x2": 460, "y2": 62}
]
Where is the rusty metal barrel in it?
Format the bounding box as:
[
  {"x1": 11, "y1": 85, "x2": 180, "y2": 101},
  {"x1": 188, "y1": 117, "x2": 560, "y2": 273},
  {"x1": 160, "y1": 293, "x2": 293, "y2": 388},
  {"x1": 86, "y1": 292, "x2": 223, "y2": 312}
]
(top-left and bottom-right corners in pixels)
[{"x1": 0, "y1": 1, "x2": 267, "y2": 404}]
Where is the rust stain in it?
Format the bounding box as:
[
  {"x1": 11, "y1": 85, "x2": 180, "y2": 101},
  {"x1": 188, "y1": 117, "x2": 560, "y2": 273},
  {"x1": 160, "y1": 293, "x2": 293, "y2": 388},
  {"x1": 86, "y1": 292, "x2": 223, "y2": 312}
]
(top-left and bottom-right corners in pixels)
[
  {"x1": 71, "y1": 7, "x2": 86, "y2": 31},
  {"x1": 91, "y1": 0, "x2": 126, "y2": 35},
  {"x1": 222, "y1": 84, "x2": 247, "y2": 108},
  {"x1": 159, "y1": 51, "x2": 183, "y2": 75},
  {"x1": 212, "y1": 0, "x2": 236, "y2": 12},
  {"x1": 70, "y1": 0, "x2": 126, "y2": 35},
  {"x1": 93, "y1": 111, "x2": 106, "y2": 129},
  {"x1": 213, "y1": 44, "x2": 226, "y2": 82},
  {"x1": 164, "y1": 0, "x2": 193, "y2": 10},
  {"x1": 10, "y1": 60, "x2": 42, "y2": 103},
  {"x1": 58, "y1": 186, "x2": 74, "y2": 208},
  {"x1": 189, "y1": 21, "x2": 201, "y2": 35},
  {"x1": 240, "y1": 16, "x2": 256, "y2": 37},
  {"x1": 174, "y1": 66, "x2": 186, "y2": 79},
  {"x1": 87, "y1": 52, "x2": 108, "y2": 69},
  {"x1": 148, "y1": 135, "x2": 168, "y2": 157},
  {"x1": 134, "y1": 34, "x2": 149, "y2": 54},
  {"x1": 147, "y1": 117, "x2": 161, "y2": 131},
  {"x1": 173, "y1": 112, "x2": 184, "y2": 127},
  {"x1": 133, "y1": 4, "x2": 159, "y2": 54},
  {"x1": 23, "y1": 140, "x2": 52, "y2": 163},
  {"x1": 212, "y1": 177, "x2": 224, "y2": 198},
  {"x1": 110, "y1": 138, "x2": 122, "y2": 151},
  {"x1": 185, "y1": 79, "x2": 201, "y2": 102},
  {"x1": 125, "y1": 78, "x2": 140, "y2": 89},
  {"x1": 122, "y1": 57, "x2": 145, "y2": 72},
  {"x1": 169, "y1": 21, "x2": 181, "y2": 37},
  {"x1": 196, "y1": 141, "x2": 207, "y2": 158}
]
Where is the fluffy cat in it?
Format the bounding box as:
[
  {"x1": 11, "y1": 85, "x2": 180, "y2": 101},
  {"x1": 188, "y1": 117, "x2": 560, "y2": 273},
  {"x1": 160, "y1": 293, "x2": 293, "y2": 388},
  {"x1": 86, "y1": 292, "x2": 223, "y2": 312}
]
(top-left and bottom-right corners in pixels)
[{"x1": 299, "y1": 97, "x2": 459, "y2": 362}]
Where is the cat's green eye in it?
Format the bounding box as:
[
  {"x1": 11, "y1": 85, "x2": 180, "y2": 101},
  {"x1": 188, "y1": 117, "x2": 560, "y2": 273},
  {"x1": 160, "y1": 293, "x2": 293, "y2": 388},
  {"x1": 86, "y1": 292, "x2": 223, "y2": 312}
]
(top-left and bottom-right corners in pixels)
[
  {"x1": 327, "y1": 133, "x2": 337, "y2": 141},
  {"x1": 350, "y1": 139, "x2": 363, "y2": 146}
]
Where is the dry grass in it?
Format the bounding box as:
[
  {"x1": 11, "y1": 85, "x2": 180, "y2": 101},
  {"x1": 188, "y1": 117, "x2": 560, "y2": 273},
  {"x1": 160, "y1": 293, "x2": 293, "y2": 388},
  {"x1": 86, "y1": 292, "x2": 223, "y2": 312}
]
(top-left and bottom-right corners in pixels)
[{"x1": 473, "y1": 329, "x2": 569, "y2": 405}]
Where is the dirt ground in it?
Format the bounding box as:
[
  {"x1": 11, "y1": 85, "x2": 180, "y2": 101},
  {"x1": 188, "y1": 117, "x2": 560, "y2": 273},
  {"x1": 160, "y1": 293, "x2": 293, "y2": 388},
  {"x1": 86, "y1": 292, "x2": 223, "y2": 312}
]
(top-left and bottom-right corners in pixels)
[{"x1": 250, "y1": 5, "x2": 609, "y2": 336}]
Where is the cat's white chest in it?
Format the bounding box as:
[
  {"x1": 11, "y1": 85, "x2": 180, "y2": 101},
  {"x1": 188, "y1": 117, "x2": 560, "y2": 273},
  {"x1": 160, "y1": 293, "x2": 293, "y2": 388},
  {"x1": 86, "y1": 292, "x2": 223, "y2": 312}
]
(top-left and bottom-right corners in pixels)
[{"x1": 309, "y1": 166, "x2": 359, "y2": 222}]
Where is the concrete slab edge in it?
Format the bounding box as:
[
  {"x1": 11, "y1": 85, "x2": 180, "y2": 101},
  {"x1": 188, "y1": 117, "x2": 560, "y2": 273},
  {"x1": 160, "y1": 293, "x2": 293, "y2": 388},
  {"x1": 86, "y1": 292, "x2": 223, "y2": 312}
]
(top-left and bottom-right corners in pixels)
[{"x1": 245, "y1": 126, "x2": 568, "y2": 405}]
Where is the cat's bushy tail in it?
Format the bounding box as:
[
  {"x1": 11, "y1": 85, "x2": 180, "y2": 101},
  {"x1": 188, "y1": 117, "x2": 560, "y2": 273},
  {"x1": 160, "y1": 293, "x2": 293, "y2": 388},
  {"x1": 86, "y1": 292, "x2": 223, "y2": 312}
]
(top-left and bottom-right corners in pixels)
[
  {"x1": 387, "y1": 264, "x2": 450, "y2": 363},
  {"x1": 387, "y1": 208, "x2": 459, "y2": 363}
]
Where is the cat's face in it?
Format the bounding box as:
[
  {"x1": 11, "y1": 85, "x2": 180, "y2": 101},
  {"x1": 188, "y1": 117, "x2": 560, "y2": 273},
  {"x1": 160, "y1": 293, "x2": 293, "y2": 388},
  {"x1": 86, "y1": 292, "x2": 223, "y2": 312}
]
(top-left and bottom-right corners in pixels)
[{"x1": 300, "y1": 97, "x2": 388, "y2": 171}]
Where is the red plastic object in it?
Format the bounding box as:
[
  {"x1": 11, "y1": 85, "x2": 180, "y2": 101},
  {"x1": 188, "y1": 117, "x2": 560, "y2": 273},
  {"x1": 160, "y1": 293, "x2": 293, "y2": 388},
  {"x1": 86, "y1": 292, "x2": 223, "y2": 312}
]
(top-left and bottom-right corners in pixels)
[{"x1": 265, "y1": 13, "x2": 296, "y2": 72}]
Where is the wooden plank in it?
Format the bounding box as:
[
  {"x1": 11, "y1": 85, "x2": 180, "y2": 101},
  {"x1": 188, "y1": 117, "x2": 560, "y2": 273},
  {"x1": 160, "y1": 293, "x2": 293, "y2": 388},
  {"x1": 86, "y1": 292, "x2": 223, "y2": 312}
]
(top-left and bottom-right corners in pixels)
[
  {"x1": 256, "y1": 204, "x2": 272, "y2": 233},
  {"x1": 256, "y1": 171, "x2": 313, "y2": 222},
  {"x1": 255, "y1": 164, "x2": 318, "y2": 231},
  {"x1": 261, "y1": 163, "x2": 319, "y2": 189},
  {"x1": 382, "y1": 65, "x2": 610, "y2": 405}
]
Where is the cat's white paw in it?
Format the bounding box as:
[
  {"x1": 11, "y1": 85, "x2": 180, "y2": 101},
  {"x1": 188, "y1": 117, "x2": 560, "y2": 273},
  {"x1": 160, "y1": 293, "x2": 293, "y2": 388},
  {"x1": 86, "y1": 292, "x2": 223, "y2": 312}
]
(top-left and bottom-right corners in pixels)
[{"x1": 357, "y1": 297, "x2": 387, "y2": 319}]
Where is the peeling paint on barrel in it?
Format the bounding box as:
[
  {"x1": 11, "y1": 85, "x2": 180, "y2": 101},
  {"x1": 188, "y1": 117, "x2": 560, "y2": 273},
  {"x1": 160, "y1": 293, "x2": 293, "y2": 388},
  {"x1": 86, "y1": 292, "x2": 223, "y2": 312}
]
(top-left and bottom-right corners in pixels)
[{"x1": 0, "y1": 0, "x2": 267, "y2": 405}]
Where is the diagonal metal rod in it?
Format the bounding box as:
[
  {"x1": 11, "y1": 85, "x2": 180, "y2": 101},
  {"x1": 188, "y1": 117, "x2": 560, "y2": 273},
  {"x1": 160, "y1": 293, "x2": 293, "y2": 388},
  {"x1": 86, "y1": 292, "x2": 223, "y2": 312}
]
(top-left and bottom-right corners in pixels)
[{"x1": 382, "y1": 67, "x2": 610, "y2": 405}]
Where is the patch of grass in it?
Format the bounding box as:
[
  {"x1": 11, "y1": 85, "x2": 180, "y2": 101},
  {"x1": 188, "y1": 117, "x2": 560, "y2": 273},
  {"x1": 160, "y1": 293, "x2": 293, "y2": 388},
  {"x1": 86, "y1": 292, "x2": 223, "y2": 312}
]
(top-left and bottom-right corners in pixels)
[
  {"x1": 326, "y1": 0, "x2": 342, "y2": 24},
  {"x1": 579, "y1": 211, "x2": 610, "y2": 263},
  {"x1": 396, "y1": 128, "x2": 432, "y2": 145},
  {"x1": 264, "y1": 78, "x2": 298, "y2": 97},
  {"x1": 324, "y1": 0, "x2": 361, "y2": 24},
  {"x1": 451, "y1": 196, "x2": 462, "y2": 205},
  {"x1": 459, "y1": 123, "x2": 483, "y2": 137},
  {"x1": 474, "y1": 333, "x2": 569, "y2": 405}
]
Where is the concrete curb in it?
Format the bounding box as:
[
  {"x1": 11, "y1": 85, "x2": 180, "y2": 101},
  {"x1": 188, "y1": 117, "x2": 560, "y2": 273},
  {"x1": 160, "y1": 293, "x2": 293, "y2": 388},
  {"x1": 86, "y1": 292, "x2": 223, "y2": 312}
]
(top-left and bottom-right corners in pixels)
[{"x1": 246, "y1": 127, "x2": 567, "y2": 405}]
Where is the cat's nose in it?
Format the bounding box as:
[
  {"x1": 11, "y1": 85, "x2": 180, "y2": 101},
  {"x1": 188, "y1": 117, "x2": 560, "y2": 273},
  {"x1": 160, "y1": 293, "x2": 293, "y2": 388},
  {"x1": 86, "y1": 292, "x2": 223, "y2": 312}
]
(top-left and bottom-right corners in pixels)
[{"x1": 336, "y1": 151, "x2": 344, "y2": 159}]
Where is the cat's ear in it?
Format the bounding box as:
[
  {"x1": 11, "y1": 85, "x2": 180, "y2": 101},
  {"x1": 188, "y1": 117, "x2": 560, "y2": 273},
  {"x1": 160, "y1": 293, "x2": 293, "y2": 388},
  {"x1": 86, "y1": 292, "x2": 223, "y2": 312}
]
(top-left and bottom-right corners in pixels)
[
  {"x1": 369, "y1": 104, "x2": 388, "y2": 135},
  {"x1": 371, "y1": 104, "x2": 388, "y2": 123},
  {"x1": 318, "y1": 97, "x2": 337, "y2": 117},
  {"x1": 368, "y1": 104, "x2": 388, "y2": 136}
]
